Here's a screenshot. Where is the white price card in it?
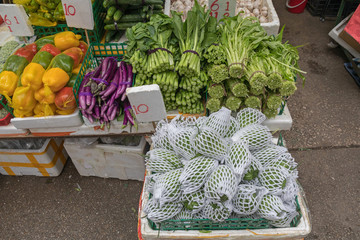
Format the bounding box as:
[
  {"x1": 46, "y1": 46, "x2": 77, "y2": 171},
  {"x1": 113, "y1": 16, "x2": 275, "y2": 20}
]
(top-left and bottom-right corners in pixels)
[
  {"x1": 0, "y1": 4, "x2": 34, "y2": 36},
  {"x1": 61, "y1": 0, "x2": 94, "y2": 30},
  {"x1": 126, "y1": 84, "x2": 167, "y2": 123},
  {"x1": 208, "y1": 0, "x2": 236, "y2": 20}
]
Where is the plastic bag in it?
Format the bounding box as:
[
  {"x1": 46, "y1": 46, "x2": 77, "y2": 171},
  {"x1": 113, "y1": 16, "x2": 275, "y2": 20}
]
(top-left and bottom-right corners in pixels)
[
  {"x1": 0, "y1": 138, "x2": 46, "y2": 150},
  {"x1": 99, "y1": 136, "x2": 142, "y2": 146}
]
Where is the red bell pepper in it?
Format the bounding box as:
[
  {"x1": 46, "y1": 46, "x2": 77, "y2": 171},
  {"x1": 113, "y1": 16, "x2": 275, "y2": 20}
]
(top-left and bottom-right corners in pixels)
[
  {"x1": 63, "y1": 47, "x2": 83, "y2": 68},
  {"x1": 78, "y1": 41, "x2": 88, "y2": 62},
  {"x1": 14, "y1": 47, "x2": 35, "y2": 62},
  {"x1": 40, "y1": 44, "x2": 61, "y2": 57},
  {"x1": 24, "y1": 43, "x2": 38, "y2": 56}
]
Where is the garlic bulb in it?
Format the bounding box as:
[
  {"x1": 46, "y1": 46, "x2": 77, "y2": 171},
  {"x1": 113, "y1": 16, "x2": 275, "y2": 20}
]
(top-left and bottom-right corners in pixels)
[
  {"x1": 261, "y1": 10, "x2": 268, "y2": 17},
  {"x1": 259, "y1": 16, "x2": 267, "y2": 23},
  {"x1": 261, "y1": 6, "x2": 268, "y2": 11},
  {"x1": 253, "y1": 8, "x2": 260, "y2": 16}
]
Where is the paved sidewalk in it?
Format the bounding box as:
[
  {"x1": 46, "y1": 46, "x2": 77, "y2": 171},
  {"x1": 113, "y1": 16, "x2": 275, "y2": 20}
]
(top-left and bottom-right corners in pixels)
[{"x1": 1, "y1": 2, "x2": 360, "y2": 240}]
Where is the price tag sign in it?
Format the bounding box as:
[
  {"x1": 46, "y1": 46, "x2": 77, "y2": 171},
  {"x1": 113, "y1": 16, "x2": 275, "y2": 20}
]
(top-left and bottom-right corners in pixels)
[
  {"x1": 0, "y1": 4, "x2": 34, "y2": 36},
  {"x1": 61, "y1": 0, "x2": 94, "y2": 30},
  {"x1": 126, "y1": 84, "x2": 167, "y2": 122},
  {"x1": 208, "y1": 0, "x2": 236, "y2": 20}
]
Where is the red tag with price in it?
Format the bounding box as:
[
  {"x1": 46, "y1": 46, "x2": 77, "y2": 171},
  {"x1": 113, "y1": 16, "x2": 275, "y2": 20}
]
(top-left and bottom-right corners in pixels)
[
  {"x1": 209, "y1": 0, "x2": 235, "y2": 20},
  {"x1": 0, "y1": 4, "x2": 34, "y2": 36}
]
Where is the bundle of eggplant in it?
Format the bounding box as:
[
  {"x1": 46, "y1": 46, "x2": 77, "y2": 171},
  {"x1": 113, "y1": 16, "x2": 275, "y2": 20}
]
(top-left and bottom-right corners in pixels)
[
  {"x1": 78, "y1": 57, "x2": 136, "y2": 129},
  {"x1": 103, "y1": 0, "x2": 165, "y2": 42}
]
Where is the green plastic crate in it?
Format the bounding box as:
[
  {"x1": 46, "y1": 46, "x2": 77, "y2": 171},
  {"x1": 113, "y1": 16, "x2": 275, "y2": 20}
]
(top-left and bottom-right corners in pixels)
[
  {"x1": 0, "y1": 95, "x2": 14, "y2": 116},
  {"x1": 147, "y1": 133, "x2": 302, "y2": 231},
  {"x1": 73, "y1": 42, "x2": 127, "y2": 107},
  {"x1": 34, "y1": 0, "x2": 106, "y2": 43}
]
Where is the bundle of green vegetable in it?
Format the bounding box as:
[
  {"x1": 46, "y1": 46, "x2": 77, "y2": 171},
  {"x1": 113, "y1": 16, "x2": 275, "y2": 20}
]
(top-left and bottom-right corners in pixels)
[
  {"x1": 144, "y1": 107, "x2": 300, "y2": 227},
  {"x1": 103, "y1": 0, "x2": 164, "y2": 42}
]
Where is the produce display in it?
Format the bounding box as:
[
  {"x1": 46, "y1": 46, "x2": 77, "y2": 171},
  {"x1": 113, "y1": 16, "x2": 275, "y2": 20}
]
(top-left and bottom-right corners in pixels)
[
  {"x1": 77, "y1": 57, "x2": 136, "y2": 129},
  {"x1": 0, "y1": 31, "x2": 88, "y2": 118},
  {"x1": 145, "y1": 107, "x2": 300, "y2": 227},
  {"x1": 103, "y1": 0, "x2": 165, "y2": 42},
  {"x1": 14, "y1": 0, "x2": 66, "y2": 27},
  {"x1": 236, "y1": 0, "x2": 270, "y2": 23}
]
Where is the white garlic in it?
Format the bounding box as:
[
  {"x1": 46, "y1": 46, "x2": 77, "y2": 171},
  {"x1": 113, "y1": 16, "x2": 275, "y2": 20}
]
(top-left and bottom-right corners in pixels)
[
  {"x1": 261, "y1": 6, "x2": 268, "y2": 11},
  {"x1": 259, "y1": 16, "x2": 267, "y2": 23},
  {"x1": 261, "y1": 10, "x2": 268, "y2": 17},
  {"x1": 246, "y1": 3, "x2": 254, "y2": 11},
  {"x1": 253, "y1": 8, "x2": 260, "y2": 16}
]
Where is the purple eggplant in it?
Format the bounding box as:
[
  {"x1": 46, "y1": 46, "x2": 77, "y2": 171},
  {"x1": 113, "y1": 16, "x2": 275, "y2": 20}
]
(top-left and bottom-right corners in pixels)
[
  {"x1": 86, "y1": 97, "x2": 96, "y2": 114},
  {"x1": 78, "y1": 73, "x2": 91, "y2": 110},
  {"x1": 101, "y1": 104, "x2": 108, "y2": 117},
  {"x1": 100, "y1": 68, "x2": 120, "y2": 99},
  {"x1": 94, "y1": 105, "x2": 100, "y2": 119},
  {"x1": 114, "y1": 62, "x2": 126, "y2": 99},
  {"x1": 101, "y1": 57, "x2": 117, "y2": 82}
]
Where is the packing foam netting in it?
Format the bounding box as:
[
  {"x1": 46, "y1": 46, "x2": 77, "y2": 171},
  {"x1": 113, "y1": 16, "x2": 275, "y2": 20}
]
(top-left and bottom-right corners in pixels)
[
  {"x1": 257, "y1": 194, "x2": 290, "y2": 221},
  {"x1": 225, "y1": 140, "x2": 252, "y2": 179},
  {"x1": 203, "y1": 107, "x2": 231, "y2": 137},
  {"x1": 168, "y1": 124, "x2": 198, "y2": 160},
  {"x1": 202, "y1": 200, "x2": 233, "y2": 222},
  {"x1": 232, "y1": 124, "x2": 272, "y2": 151},
  {"x1": 144, "y1": 197, "x2": 183, "y2": 223},
  {"x1": 224, "y1": 116, "x2": 241, "y2": 138},
  {"x1": 153, "y1": 169, "x2": 183, "y2": 207},
  {"x1": 258, "y1": 166, "x2": 290, "y2": 195},
  {"x1": 146, "y1": 148, "x2": 183, "y2": 173},
  {"x1": 236, "y1": 108, "x2": 266, "y2": 129},
  {"x1": 151, "y1": 120, "x2": 174, "y2": 151},
  {"x1": 232, "y1": 184, "x2": 268, "y2": 215},
  {"x1": 144, "y1": 173, "x2": 163, "y2": 194},
  {"x1": 179, "y1": 156, "x2": 219, "y2": 194},
  {"x1": 252, "y1": 144, "x2": 288, "y2": 166},
  {"x1": 204, "y1": 165, "x2": 238, "y2": 202},
  {"x1": 193, "y1": 127, "x2": 229, "y2": 162},
  {"x1": 182, "y1": 189, "x2": 206, "y2": 214}
]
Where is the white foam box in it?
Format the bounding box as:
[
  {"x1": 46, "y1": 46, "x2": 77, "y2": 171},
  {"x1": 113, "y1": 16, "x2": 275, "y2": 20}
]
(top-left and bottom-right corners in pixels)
[
  {"x1": 0, "y1": 123, "x2": 29, "y2": 137},
  {"x1": 138, "y1": 176, "x2": 311, "y2": 240},
  {"x1": 64, "y1": 137, "x2": 148, "y2": 180},
  {"x1": 11, "y1": 109, "x2": 83, "y2": 129},
  {"x1": 261, "y1": 0, "x2": 280, "y2": 36},
  {"x1": 262, "y1": 105, "x2": 293, "y2": 131},
  {"x1": 0, "y1": 139, "x2": 68, "y2": 177},
  {"x1": 329, "y1": 13, "x2": 360, "y2": 58}
]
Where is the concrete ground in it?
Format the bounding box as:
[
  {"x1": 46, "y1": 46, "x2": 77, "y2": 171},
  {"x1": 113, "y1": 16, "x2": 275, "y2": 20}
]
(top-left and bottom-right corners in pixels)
[{"x1": 1, "y1": 2, "x2": 360, "y2": 240}]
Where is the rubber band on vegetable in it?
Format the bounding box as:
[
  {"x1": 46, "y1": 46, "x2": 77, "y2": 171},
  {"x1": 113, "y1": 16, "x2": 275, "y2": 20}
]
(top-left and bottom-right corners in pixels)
[
  {"x1": 92, "y1": 78, "x2": 109, "y2": 85},
  {"x1": 183, "y1": 50, "x2": 199, "y2": 56},
  {"x1": 147, "y1": 48, "x2": 173, "y2": 55},
  {"x1": 249, "y1": 70, "x2": 266, "y2": 81},
  {"x1": 211, "y1": 83, "x2": 227, "y2": 97},
  {"x1": 110, "y1": 82, "x2": 118, "y2": 87}
]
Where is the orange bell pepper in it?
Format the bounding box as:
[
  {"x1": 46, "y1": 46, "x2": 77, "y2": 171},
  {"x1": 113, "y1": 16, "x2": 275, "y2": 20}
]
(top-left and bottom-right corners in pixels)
[
  {"x1": 78, "y1": 41, "x2": 88, "y2": 62},
  {"x1": 63, "y1": 47, "x2": 83, "y2": 68}
]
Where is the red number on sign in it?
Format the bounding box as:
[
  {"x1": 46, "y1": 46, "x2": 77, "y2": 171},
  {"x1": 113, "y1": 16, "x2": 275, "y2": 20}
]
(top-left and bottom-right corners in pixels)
[
  {"x1": 210, "y1": 11, "x2": 219, "y2": 18},
  {"x1": 132, "y1": 104, "x2": 149, "y2": 115},
  {"x1": 14, "y1": 16, "x2": 19, "y2": 24},
  {"x1": 210, "y1": 0, "x2": 220, "y2": 11},
  {"x1": 225, "y1": 2, "x2": 230, "y2": 11},
  {"x1": 7, "y1": 26, "x2": 12, "y2": 32},
  {"x1": 3, "y1": 15, "x2": 11, "y2": 25},
  {"x1": 224, "y1": 12, "x2": 230, "y2": 17},
  {"x1": 64, "y1": 4, "x2": 76, "y2": 16}
]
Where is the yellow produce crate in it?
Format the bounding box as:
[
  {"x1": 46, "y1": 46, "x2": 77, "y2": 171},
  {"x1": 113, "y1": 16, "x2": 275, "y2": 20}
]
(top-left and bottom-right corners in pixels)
[{"x1": 0, "y1": 139, "x2": 68, "y2": 177}]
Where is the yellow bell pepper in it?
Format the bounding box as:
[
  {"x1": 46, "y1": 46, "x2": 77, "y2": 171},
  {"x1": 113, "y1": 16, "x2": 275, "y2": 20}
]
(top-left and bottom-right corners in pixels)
[
  {"x1": 14, "y1": 108, "x2": 34, "y2": 118},
  {"x1": 34, "y1": 102, "x2": 56, "y2": 117},
  {"x1": 21, "y1": 63, "x2": 45, "y2": 91},
  {"x1": 54, "y1": 31, "x2": 82, "y2": 51},
  {"x1": 34, "y1": 87, "x2": 55, "y2": 104},
  {"x1": 42, "y1": 67, "x2": 69, "y2": 92},
  {"x1": 12, "y1": 86, "x2": 36, "y2": 112},
  {"x1": 71, "y1": 64, "x2": 81, "y2": 75},
  {"x1": 0, "y1": 71, "x2": 18, "y2": 103},
  {"x1": 56, "y1": 108, "x2": 76, "y2": 115}
]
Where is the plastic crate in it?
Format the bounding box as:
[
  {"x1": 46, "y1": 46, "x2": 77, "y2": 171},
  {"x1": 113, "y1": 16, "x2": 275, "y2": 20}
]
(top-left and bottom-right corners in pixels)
[
  {"x1": 73, "y1": 43, "x2": 127, "y2": 107},
  {"x1": 34, "y1": 0, "x2": 106, "y2": 43},
  {"x1": 307, "y1": 0, "x2": 359, "y2": 18}
]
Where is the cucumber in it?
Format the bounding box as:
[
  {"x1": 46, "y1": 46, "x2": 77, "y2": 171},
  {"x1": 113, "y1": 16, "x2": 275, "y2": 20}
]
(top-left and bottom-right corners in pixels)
[
  {"x1": 113, "y1": 30, "x2": 125, "y2": 42},
  {"x1": 104, "y1": 0, "x2": 163, "y2": 7},
  {"x1": 104, "y1": 22, "x2": 139, "y2": 30},
  {"x1": 117, "y1": 14, "x2": 144, "y2": 23},
  {"x1": 107, "y1": 6, "x2": 117, "y2": 18},
  {"x1": 105, "y1": 30, "x2": 117, "y2": 43},
  {"x1": 113, "y1": 9, "x2": 124, "y2": 22}
]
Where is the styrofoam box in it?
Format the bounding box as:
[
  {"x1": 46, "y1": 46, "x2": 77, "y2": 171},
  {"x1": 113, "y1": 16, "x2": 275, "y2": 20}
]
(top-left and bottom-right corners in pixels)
[
  {"x1": 261, "y1": 0, "x2": 280, "y2": 36},
  {"x1": 328, "y1": 13, "x2": 360, "y2": 58},
  {"x1": 138, "y1": 176, "x2": 311, "y2": 240},
  {"x1": 11, "y1": 109, "x2": 83, "y2": 129},
  {"x1": 64, "y1": 137, "x2": 148, "y2": 181},
  {"x1": 262, "y1": 105, "x2": 293, "y2": 131},
  {"x1": 0, "y1": 139, "x2": 68, "y2": 177},
  {"x1": 0, "y1": 123, "x2": 29, "y2": 137}
]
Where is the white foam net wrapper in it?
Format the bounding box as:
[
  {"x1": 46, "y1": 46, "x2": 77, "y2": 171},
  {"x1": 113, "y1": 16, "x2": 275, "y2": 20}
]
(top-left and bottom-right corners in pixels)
[
  {"x1": 204, "y1": 107, "x2": 231, "y2": 137},
  {"x1": 168, "y1": 124, "x2": 198, "y2": 160},
  {"x1": 224, "y1": 116, "x2": 241, "y2": 138},
  {"x1": 232, "y1": 184, "x2": 268, "y2": 215},
  {"x1": 252, "y1": 144, "x2": 288, "y2": 166},
  {"x1": 173, "y1": 209, "x2": 195, "y2": 220},
  {"x1": 152, "y1": 120, "x2": 174, "y2": 151},
  {"x1": 204, "y1": 165, "x2": 238, "y2": 202},
  {"x1": 257, "y1": 194, "x2": 290, "y2": 221},
  {"x1": 153, "y1": 169, "x2": 183, "y2": 207},
  {"x1": 266, "y1": 153, "x2": 298, "y2": 176},
  {"x1": 236, "y1": 108, "x2": 266, "y2": 129},
  {"x1": 269, "y1": 210, "x2": 299, "y2": 227},
  {"x1": 242, "y1": 156, "x2": 263, "y2": 183},
  {"x1": 193, "y1": 127, "x2": 229, "y2": 162},
  {"x1": 179, "y1": 156, "x2": 219, "y2": 194},
  {"x1": 281, "y1": 177, "x2": 299, "y2": 203},
  {"x1": 202, "y1": 200, "x2": 233, "y2": 222},
  {"x1": 182, "y1": 189, "x2": 206, "y2": 214},
  {"x1": 144, "y1": 197, "x2": 183, "y2": 223},
  {"x1": 225, "y1": 140, "x2": 252, "y2": 179},
  {"x1": 145, "y1": 173, "x2": 163, "y2": 194},
  {"x1": 146, "y1": 149, "x2": 183, "y2": 173},
  {"x1": 232, "y1": 124, "x2": 272, "y2": 151},
  {"x1": 258, "y1": 166, "x2": 290, "y2": 195},
  {"x1": 195, "y1": 116, "x2": 208, "y2": 129}
]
